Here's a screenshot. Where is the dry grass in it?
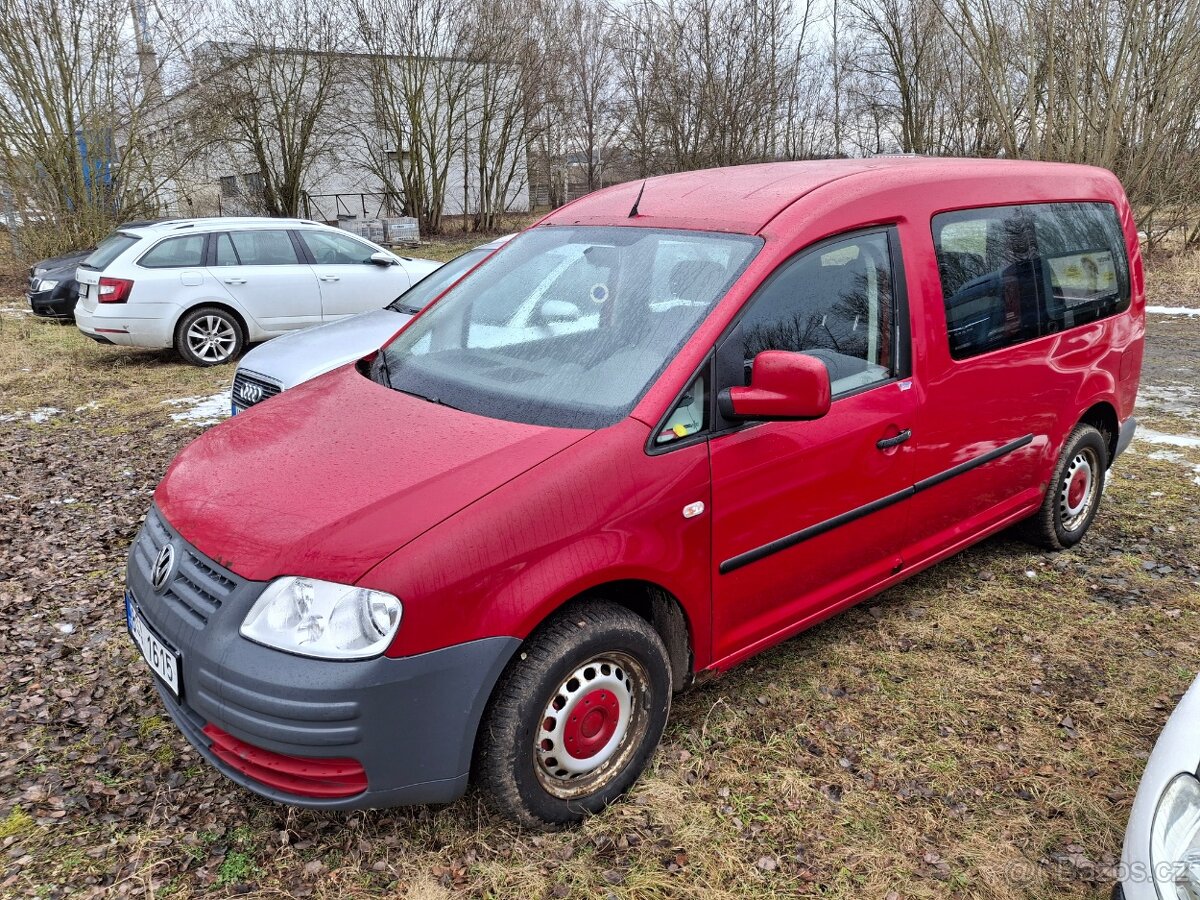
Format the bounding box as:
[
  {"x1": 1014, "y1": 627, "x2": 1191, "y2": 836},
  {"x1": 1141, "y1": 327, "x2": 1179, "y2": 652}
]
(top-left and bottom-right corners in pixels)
[{"x1": 0, "y1": 246, "x2": 1197, "y2": 898}]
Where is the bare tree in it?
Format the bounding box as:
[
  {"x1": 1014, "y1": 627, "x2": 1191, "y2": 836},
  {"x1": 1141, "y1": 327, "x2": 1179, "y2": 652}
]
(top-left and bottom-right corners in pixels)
[
  {"x1": 192, "y1": 0, "x2": 351, "y2": 218},
  {"x1": 355, "y1": 0, "x2": 476, "y2": 234},
  {"x1": 0, "y1": 0, "x2": 201, "y2": 256}
]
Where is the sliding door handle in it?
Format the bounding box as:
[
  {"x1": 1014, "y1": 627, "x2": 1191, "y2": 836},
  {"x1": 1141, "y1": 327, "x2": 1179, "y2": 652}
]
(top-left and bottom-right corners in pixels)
[{"x1": 876, "y1": 429, "x2": 912, "y2": 450}]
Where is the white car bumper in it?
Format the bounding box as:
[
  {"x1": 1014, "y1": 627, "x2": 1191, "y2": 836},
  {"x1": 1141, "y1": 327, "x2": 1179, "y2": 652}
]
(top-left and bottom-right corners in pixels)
[
  {"x1": 1118, "y1": 673, "x2": 1200, "y2": 899},
  {"x1": 75, "y1": 300, "x2": 176, "y2": 350}
]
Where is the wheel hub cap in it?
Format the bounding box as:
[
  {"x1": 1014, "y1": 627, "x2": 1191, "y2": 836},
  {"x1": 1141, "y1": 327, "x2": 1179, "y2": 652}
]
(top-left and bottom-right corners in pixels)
[
  {"x1": 535, "y1": 656, "x2": 640, "y2": 793},
  {"x1": 1059, "y1": 449, "x2": 1097, "y2": 531}
]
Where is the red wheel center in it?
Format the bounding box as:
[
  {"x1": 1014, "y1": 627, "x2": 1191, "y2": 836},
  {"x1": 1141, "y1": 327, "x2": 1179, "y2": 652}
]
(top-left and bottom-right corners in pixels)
[
  {"x1": 1068, "y1": 468, "x2": 1088, "y2": 507},
  {"x1": 562, "y1": 689, "x2": 620, "y2": 760}
]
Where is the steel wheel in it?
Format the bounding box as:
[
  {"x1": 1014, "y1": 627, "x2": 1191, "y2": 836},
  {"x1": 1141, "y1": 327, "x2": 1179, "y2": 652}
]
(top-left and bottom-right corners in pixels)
[
  {"x1": 534, "y1": 651, "x2": 651, "y2": 800},
  {"x1": 186, "y1": 314, "x2": 238, "y2": 363},
  {"x1": 1059, "y1": 446, "x2": 1099, "y2": 532},
  {"x1": 475, "y1": 601, "x2": 672, "y2": 828}
]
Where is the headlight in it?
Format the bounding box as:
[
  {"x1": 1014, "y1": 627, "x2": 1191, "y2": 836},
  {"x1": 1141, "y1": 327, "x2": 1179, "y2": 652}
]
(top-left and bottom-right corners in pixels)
[
  {"x1": 240, "y1": 577, "x2": 402, "y2": 660},
  {"x1": 37, "y1": 279, "x2": 58, "y2": 292},
  {"x1": 1151, "y1": 773, "x2": 1200, "y2": 899}
]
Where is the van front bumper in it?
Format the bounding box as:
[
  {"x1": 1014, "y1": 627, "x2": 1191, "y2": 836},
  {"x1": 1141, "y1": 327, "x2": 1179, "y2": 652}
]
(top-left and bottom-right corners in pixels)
[{"x1": 125, "y1": 506, "x2": 519, "y2": 809}]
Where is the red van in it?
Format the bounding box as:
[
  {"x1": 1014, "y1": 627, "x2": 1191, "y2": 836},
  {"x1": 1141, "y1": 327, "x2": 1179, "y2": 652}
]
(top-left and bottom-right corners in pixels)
[{"x1": 125, "y1": 158, "x2": 1143, "y2": 827}]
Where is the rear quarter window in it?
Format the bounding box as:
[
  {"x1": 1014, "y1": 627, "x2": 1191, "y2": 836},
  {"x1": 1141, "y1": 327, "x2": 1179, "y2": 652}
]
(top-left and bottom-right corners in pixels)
[
  {"x1": 138, "y1": 235, "x2": 207, "y2": 268},
  {"x1": 82, "y1": 232, "x2": 140, "y2": 270},
  {"x1": 932, "y1": 201, "x2": 1130, "y2": 360}
]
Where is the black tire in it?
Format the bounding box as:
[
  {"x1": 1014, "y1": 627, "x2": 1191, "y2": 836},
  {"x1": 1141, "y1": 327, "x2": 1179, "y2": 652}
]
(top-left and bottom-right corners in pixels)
[
  {"x1": 1020, "y1": 423, "x2": 1108, "y2": 550},
  {"x1": 175, "y1": 306, "x2": 245, "y2": 367},
  {"x1": 475, "y1": 601, "x2": 672, "y2": 829}
]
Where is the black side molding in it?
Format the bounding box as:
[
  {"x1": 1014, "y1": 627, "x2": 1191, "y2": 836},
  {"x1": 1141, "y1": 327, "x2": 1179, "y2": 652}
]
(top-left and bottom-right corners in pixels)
[{"x1": 719, "y1": 433, "x2": 1035, "y2": 575}]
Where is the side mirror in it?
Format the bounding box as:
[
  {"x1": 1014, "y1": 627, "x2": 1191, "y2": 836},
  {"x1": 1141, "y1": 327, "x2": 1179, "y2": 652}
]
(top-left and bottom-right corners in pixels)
[
  {"x1": 539, "y1": 299, "x2": 582, "y2": 323},
  {"x1": 370, "y1": 252, "x2": 397, "y2": 267},
  {"x1": 718, "y1": 351, "x2": 831, "y2": 421}
]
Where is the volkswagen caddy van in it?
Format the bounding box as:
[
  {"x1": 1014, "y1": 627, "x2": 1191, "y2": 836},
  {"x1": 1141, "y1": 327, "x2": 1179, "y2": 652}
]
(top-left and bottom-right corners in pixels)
[{"x1": 124, "y1": 158, "x2": 1144, "y2": 827}]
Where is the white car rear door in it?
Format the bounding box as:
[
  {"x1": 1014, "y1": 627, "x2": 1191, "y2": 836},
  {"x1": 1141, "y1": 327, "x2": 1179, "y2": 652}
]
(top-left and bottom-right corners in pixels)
[
  {"x1": 208, "y1": 230, "x2": 322, "y2": 332},
  {"x1": 295, "y1": 230, "x2": 413, "y2": 320}
]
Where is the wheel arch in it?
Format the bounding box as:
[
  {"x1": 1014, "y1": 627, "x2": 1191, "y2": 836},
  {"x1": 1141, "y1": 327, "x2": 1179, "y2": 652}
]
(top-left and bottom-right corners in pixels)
[
  {"x1": 1078, "y1": 400, "x2": 1120, "y2": 466},
  {"x1": 512, "y1": 579, "x2": 696, "y2": 695}
]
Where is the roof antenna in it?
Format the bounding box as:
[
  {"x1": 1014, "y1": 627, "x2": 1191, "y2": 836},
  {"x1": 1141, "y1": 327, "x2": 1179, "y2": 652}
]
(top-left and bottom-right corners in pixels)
[{"x1": 628, "y1": 180, "x2": 646, "y2": 218}]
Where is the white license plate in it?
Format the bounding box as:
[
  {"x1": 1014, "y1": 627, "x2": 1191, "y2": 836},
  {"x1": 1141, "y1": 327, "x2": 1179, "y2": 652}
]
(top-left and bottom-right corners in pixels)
[
  {"x1": 79, "y1": 283, "x2": 90, "y2": 298},
  {"x1": 126, "y1": 594, "x2": 181, "y2": 696}
]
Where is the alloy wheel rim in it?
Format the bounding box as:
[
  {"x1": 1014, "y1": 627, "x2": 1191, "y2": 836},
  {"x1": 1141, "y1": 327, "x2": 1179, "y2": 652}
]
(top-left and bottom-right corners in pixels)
[
  {"x1": 1059, "y1": 447, "x2": 1099, "y2": 531},
  {"x1": 186, "y1": 315, "x2": 236, "y2": 362},
  {"x1": 534, "y1": 651, "x2": 650, "y2": 799}
]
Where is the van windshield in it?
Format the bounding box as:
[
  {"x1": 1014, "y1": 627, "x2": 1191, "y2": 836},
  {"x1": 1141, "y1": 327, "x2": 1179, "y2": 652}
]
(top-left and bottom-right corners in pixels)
[{"x1": 379, "y1": 226, "x2": 760, "y2": 428}]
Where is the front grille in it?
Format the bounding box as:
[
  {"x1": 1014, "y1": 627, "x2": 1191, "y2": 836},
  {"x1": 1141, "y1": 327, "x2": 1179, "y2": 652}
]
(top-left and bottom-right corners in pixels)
[
  {"x1": 132, "y1": 507, "x2": 240, "y2": 627},
  {"x1": 232, "y1": 369, "x2": 283, "y2": 411}
]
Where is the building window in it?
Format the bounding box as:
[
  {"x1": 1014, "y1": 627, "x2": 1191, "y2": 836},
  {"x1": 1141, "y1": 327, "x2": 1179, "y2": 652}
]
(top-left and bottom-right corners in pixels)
[{"x1": 219, "y1": 175, "x2": 239, "y2": 198}]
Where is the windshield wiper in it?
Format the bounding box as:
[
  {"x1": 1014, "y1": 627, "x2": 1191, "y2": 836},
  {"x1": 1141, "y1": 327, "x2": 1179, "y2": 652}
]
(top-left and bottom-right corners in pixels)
[{"x1": 397, "y1": 388, "x2": 461, "y2": 411}]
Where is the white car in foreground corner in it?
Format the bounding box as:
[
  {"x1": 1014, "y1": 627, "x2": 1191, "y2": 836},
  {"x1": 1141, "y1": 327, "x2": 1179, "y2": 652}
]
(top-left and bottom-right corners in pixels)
[
  {"x1": 74, "y1": 217, "x2": 441, "y2": 366},
  {"x1": 231, "y1": 233, "x2": 513, "y2": 413},
  {"x1": 1117, "y1": 673, "x2": 1200, "y2": 899}
]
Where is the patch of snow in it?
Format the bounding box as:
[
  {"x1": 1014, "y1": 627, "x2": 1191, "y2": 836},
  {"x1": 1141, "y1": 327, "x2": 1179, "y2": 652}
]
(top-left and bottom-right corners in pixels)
[
  {"x1": 1139, "y1": 383, "x2": 1199, "y2": 419},
  {"x1": 1147, "y1": 306, "x2": 1200, "y2": 316},
  {"x1": 75, "y1": 400, "x2": 100, "y2": 412},
  {"x1": 29, "y1": 407, "x2": 61, "y2": 423},
  {"x1": 55, "y1": 623, "x2": 75, "y2": 635},
  {"x1": 1135, "y1": 428, "x2": 1200, "y2": 449},
  {"x1": 163, "y1": 393, "x2": 230, "y2": 426}
]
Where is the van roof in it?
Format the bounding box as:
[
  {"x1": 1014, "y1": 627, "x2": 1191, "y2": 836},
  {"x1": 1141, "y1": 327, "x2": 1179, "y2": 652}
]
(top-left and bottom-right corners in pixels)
[{"x1": 542, "y1": 157, "x2": 1123, "y2": 235}]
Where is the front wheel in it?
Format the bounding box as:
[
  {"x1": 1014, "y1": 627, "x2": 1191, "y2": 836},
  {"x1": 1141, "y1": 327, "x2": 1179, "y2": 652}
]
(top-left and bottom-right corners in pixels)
[
  {"x1": 175, "y1": 306, "x2": 244, "y2": 366},
  {"x1": 475, "y1": 601, "x2": 672, "y2": 829},
  {"x1": 1021, "y1": 423, "x2": 1108, "y2": 550}
]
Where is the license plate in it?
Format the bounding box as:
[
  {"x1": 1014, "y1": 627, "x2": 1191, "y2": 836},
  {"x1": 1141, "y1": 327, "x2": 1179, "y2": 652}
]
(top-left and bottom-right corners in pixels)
[
  {"x1": 79, "y1": 283, "x2": 90, "y2": 298},
  {"x1": 126, "y1": 593, "x2": 181, "y2": 696}
]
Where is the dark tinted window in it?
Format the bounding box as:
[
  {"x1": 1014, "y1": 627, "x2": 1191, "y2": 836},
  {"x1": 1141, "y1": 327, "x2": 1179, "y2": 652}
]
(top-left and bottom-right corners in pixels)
[
  {"x1": 934, "y1": 202, "x2": 1130, "y2": 360},
  {"x1": 225, "y1": 230, "x2": 299, "y2": 266},
  {"x1": 82, "y1": 232, "x2": 140, "y2": 270},
  {"x1": 739, "y1": 231, "x2": 897, "y2": 395},
  {"x1": 139, "y1": 235, "x2": 206, "y2": 268}
]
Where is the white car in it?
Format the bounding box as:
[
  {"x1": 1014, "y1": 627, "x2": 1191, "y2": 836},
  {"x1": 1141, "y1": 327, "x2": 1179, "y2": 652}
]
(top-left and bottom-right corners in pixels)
[
  {"x1": 74, "y1": 217, "x2": 441, "y2": 366},
  {"x1": 232, "y1": 234, "x2": 513, "y2": 413},
  {"x1": 1117, "y1": 673, "x2": 1200, "y2": 899}
]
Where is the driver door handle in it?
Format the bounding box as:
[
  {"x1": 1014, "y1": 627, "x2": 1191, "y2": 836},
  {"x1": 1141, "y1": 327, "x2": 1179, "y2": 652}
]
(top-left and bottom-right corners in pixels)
[
  {"x1": 876, "y1": 429, "x2": 912, "y2": 450},
  {"x1": 319, "y1": 275, "x2": 340, "y2": 282}
]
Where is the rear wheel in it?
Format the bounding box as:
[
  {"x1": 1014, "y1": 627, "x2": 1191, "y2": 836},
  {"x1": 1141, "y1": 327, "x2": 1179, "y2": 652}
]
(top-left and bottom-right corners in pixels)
[
  {"x1": 1021, "y1": 423, "x2": 1108, "y2": 550},
  {"x1": 175, "y1": 306, "x2": 244, "y2": 366},
  {"x1": 475, "y1": 601, "x2": 672, "y2": 829}
]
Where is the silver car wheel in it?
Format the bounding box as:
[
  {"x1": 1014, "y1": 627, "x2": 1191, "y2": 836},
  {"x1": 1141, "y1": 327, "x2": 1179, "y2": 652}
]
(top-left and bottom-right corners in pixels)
[{"x1": 186, "y1": 315, "x2": 237, "y2": 363}]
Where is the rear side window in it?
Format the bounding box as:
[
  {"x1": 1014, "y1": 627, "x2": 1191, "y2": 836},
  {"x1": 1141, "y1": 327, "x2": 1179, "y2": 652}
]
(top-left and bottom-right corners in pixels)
[
  {"x1": 933, "y1": 202, "x2": 1130, "y2": 360},
  {"x1": 218, "y1": 230, "x2": 299, "y2": 266},
  {"x1": 82, "y1": 232, "x2": 139, "y2": 270},
  {"x1": 139, "y1": 235, "x2": 206, "y2": 268}
]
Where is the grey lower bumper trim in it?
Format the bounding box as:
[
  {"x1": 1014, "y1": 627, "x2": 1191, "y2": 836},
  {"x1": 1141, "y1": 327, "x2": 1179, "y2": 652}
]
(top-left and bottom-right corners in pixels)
[{"x1": 1114, "y1": 416, "x2": 1137, "y2": 461}]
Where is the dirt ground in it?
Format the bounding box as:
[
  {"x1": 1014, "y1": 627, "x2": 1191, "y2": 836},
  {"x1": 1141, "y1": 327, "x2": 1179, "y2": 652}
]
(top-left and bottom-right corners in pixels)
[{"x1": 0, "y1": 247, "x2": 1197, "y2": 899}]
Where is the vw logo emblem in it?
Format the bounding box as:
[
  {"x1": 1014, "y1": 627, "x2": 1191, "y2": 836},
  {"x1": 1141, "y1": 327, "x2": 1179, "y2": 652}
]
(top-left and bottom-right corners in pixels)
[
  {"x1": 238, "y1": 382, "x2": 264, "y2": 405},
  {"x1": 151, "y1": 544, "x2": 175, "y2": 593}
]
